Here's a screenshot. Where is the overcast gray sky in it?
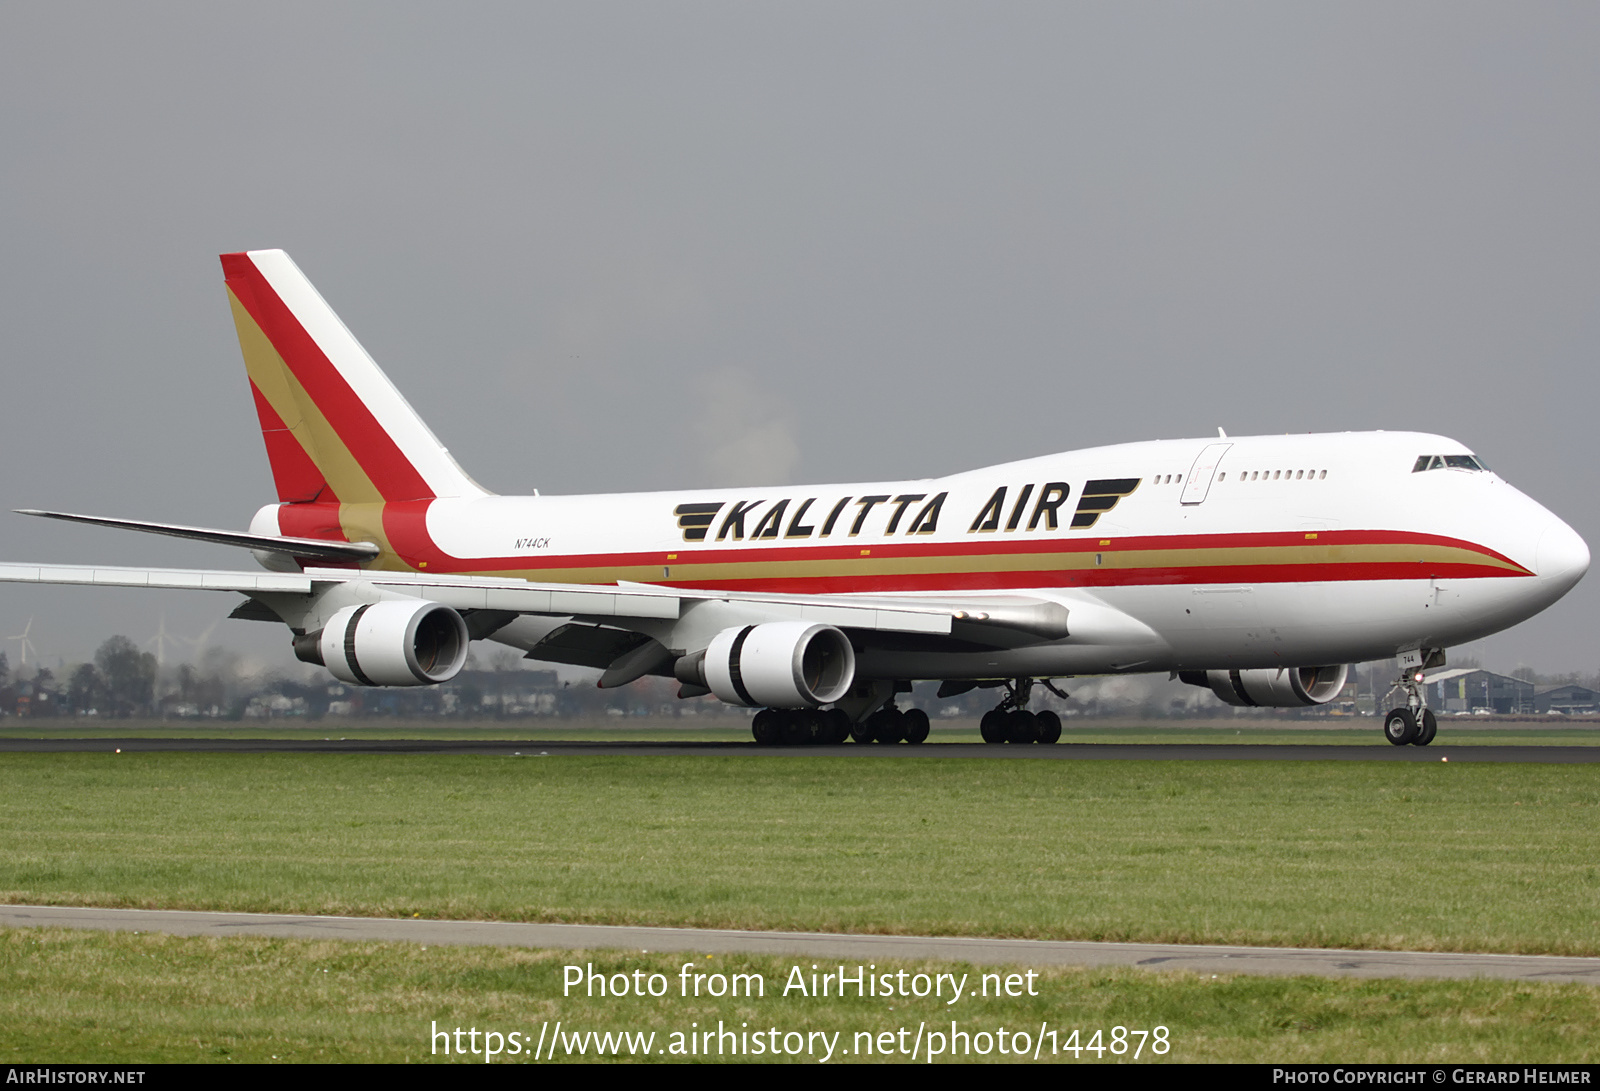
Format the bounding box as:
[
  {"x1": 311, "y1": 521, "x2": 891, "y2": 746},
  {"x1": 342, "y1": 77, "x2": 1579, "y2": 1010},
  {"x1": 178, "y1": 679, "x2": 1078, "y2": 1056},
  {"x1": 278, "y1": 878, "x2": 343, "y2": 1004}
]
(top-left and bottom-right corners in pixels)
[{"x1": 1, "y1": 3, "x2": 1596, "y2": 675}]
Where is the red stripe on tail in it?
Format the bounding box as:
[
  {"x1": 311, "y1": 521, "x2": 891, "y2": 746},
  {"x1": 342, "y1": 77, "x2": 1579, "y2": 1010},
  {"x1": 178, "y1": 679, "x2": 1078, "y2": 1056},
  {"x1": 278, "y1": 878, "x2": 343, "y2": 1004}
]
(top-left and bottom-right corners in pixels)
[
  {"x1": 249, "y1": 381, "x2": 327, "y2": 503},
  {"x1": 222, "y1": 253, "x2": 434, "y2": 503}
]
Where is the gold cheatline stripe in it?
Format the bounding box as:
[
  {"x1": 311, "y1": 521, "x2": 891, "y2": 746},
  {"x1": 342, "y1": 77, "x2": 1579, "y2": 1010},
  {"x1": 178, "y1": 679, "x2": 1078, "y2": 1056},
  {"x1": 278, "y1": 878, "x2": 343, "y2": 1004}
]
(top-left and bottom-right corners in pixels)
[{"x1": 443, "y1": 540, "x2": 1522, "y2": 585}]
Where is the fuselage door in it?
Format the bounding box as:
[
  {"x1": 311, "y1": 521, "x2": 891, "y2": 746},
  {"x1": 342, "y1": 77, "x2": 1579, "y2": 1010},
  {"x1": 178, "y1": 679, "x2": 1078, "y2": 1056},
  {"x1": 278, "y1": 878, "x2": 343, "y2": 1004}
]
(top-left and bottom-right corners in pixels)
[{"x1": 1180, "y1": 442, "x2": 1232, "y2": 505}]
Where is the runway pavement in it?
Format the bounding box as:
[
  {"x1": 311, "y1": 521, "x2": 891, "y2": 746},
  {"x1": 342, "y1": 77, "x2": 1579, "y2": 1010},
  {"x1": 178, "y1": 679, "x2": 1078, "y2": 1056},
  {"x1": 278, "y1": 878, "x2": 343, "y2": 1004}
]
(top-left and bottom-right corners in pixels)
[
  {"x1": 3, "y1": 905, "x2": 1597, "y2": 984},
  {"x1": 0, "y1": 737, "x2": 1596, "y2": 761}
]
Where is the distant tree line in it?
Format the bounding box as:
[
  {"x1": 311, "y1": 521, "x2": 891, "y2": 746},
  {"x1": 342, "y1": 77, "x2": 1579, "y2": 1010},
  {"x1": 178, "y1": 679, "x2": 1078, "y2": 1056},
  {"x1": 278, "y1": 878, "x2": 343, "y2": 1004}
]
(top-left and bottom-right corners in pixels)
[
  {"x1": 0, "y1": 634, "x2": 672, "y2": 720},
  {"x1": 1, "y1": 634, "x2": 1595, "y2": 721},
  {"x1": 0, "y1": 636, "x2": 163, "y2": 718}
]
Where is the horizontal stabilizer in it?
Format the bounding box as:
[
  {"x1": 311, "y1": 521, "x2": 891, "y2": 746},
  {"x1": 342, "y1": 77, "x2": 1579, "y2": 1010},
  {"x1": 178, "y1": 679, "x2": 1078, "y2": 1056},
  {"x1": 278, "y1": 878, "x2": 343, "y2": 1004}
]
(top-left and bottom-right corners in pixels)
[{"x1": 15, "y1": 509, "x2": 379, "y2": 563}]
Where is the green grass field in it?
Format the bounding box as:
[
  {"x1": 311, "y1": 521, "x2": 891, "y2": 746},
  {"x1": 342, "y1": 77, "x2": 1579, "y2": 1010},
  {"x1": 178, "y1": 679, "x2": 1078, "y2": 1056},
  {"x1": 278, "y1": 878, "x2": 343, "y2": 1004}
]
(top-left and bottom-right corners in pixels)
[
  {"x1": 2, "y1": 752, "x2": 1596, "y2": 954},
  {"x1": 2, "y1": 747, "x2": 1596, "y2": 1063}
]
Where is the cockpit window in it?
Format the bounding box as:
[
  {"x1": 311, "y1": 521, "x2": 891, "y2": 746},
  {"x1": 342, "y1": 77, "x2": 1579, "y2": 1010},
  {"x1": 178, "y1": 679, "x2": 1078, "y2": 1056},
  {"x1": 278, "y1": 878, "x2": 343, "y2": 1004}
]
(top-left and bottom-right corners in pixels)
[{"x1": 1413, "y1": 454, "x2": 1490, "y2": 473}]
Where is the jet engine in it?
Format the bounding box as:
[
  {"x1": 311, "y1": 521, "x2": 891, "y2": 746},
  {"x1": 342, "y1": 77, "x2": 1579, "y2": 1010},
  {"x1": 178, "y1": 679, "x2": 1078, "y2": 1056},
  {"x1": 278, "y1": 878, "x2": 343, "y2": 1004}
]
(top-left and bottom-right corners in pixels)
[
  {"x1": 1186, "y1": 665, "x2": 1350, "y2": 708},
  {"x1": 695, "y1": 621, "x2": 856, "y2": 708},
  {"x1": 302, "y1": 600, "x2": 470, "y2": 686}
]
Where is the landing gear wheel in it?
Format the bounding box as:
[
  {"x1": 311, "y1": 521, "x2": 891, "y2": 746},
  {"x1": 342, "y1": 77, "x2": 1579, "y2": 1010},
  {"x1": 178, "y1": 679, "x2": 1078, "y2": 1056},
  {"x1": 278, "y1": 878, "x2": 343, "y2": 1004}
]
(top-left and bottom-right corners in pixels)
[
  {"x1": 849, "y1": 718, "x2": 876, "y2": 744},
  {"x1": 1413, "y1": 709, "x2": 1438, "y2": 746},
  {"x1": 1383, "y1": 708, "x2": 1418, "y2": 746},
  {"x1": 873, "y1": 707, "x2": 906, "y2": 744},
  {"x1": 1006, "y1": 709, "x2": 1039, "y2": 744},
  {"x1": 902, "y1": 708, "x2": 930, "y2": 744},
  {"x1": 1035, "y1": 710, "x2": 1062, "y2": 744},
  {"x1": 979, "y1": 709, "x2": 1006, "y2": 744},
  {"x1": 779, "y1": 710, "x2": 813, "y2": 745},
  {"x1": 751, "y1": 709, "x2": 781, "y2": 746},
  {"x1": 821, "y1": 708, "x2": 850, "y2": 744}
]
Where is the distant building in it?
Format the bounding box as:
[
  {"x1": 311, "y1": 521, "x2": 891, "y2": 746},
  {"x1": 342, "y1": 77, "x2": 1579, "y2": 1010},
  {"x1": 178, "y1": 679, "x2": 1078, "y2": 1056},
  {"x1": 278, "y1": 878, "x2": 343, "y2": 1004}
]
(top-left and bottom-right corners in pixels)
[
  {"x1": 1424, "y1": 668, "x2": 1535, "y2": 714},
  {"x1": 1534, "y1": 684, "x2": 1600, "y2": 715}
]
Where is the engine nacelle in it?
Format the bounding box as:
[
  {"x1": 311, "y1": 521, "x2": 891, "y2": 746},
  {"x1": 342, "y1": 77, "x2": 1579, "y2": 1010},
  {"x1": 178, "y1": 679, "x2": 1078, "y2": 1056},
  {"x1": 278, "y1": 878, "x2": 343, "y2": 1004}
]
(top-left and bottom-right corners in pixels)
[
  {"x1": 1194, "y1": 665, "x2": 1350, "y2": 707},
  {"x1": 311, "y1": 600, "x2": 470, "y2": 686},
  {"x1": 701, "y1": 622, "x2": 856, "y2": 708}
]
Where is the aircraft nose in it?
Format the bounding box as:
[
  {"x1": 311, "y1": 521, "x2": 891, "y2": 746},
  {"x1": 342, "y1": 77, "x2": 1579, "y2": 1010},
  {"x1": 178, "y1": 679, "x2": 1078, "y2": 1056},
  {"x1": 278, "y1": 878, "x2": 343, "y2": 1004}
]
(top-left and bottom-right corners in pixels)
[{"x1": 1536, "y1": 518, "x2": 1589, "y2": 597}]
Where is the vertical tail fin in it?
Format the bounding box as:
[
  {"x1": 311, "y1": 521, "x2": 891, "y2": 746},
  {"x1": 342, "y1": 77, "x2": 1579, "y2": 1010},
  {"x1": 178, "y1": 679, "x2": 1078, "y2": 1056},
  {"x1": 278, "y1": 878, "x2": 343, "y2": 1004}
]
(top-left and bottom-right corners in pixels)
[{"x1": 221, "y1": 250, "x2": 489, "y2": 505}]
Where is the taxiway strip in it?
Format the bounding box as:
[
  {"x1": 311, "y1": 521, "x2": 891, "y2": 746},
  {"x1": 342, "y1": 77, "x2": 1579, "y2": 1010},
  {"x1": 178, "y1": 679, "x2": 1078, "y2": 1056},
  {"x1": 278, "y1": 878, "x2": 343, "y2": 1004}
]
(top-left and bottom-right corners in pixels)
[{"x1": 2, "y1": 905, "x2": 1596, "y2": 984}]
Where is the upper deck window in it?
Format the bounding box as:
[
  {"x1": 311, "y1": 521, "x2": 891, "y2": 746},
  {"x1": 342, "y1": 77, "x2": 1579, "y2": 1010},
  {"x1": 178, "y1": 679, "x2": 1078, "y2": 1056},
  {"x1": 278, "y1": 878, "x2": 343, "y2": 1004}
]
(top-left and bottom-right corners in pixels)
[{"x1": 1412, "y1": 454, "x2": 1490, "y2": 473}]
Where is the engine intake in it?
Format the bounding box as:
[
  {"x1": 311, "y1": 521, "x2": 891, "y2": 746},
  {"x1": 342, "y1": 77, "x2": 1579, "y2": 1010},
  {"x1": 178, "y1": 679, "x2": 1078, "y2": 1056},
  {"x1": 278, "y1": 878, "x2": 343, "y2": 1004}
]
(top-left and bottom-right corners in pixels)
[
  {"x1": 305, "y1": 600, "x2": 469, "y2": 686},
  {"x1": 699, "y1": 622, "x2": 856, "y2": 708},
  {"x1": 1189, "y1": 665, "x2": 1349, "y2": 707}
]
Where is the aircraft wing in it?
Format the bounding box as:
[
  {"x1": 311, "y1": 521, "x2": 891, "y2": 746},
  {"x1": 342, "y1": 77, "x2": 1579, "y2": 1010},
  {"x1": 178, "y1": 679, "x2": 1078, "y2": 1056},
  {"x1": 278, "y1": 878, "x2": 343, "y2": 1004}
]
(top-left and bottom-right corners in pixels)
[
  {"x1": 0, "y1": 562, "x2": 315, "y2": 596},
  {"x1": 0, "y1": 560, "x2": 1075, "y2": 640}
]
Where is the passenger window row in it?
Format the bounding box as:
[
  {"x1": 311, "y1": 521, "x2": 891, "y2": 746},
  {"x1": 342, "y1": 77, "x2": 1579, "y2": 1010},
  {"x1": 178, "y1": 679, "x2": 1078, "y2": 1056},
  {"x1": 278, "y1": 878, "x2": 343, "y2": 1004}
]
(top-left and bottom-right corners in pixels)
[{"x1": 1216, "y1": 469, "x2": 1327, "y2": 482}]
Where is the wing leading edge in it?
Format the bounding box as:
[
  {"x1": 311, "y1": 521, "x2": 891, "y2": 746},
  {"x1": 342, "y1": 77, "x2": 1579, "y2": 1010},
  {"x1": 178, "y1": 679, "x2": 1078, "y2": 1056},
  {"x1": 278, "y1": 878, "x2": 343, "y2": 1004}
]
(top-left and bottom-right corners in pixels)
[{"x1": 0, "y1": 561, "x2": 974, "y2": 634}]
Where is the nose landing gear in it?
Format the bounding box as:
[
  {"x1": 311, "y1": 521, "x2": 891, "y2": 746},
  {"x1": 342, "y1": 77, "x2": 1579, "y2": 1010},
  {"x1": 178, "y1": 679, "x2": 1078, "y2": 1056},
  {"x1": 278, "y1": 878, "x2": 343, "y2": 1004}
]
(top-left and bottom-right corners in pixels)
[
  {"x1": 1382, "y1": 653, "x2": 1440, "y2": 747},
  {"x1": 978, "y1": 678, "x2": 1064, "y2": 744}
]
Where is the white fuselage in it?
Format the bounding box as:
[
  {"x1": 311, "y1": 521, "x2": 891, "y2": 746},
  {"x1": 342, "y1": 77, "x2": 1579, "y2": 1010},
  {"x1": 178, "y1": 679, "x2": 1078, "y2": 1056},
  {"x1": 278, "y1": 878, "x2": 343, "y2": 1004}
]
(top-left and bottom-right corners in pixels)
[{"x1": 334, "y1": 429, "x2": 1586, "y2": 681}]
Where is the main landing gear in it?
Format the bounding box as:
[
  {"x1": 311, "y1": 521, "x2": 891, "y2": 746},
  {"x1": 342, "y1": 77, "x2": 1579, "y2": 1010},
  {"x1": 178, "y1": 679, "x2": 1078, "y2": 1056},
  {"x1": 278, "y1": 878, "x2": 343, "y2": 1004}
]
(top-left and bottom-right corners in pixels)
[
  {"x1": 1382, "y1": 656, "x2": 1439, "y2": 747},
  {"x1": 850, "y1": 704, "x2": 931, "y2": 745},
  {"x1": 751, "y1": 707, "x2": 849, "y2": 745},
  {"x1": 750, "y1": 705, "x2": 931, "y2": 746},
  {"x1": 978, "y1": 678, "x2": 1063, "y2": 745}
]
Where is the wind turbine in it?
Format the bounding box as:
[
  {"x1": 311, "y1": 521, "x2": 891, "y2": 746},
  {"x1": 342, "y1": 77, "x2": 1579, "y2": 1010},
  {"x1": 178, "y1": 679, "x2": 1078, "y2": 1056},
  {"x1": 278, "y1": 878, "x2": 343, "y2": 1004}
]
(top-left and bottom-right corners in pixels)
[
  {"x1": 8, "y1": 618, "x2": 36, "y2": 667},
  {"x1": 146, "y1": 614, "x2": 179, "y2": 669},
  {"x1": 180, "y1": 618, "x2": 221, "y2": 663}
]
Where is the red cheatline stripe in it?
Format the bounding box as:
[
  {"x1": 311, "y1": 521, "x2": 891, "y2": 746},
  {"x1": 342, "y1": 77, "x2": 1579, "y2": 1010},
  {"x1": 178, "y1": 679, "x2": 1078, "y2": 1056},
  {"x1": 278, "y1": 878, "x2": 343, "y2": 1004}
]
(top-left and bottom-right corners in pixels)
[
  {"x1": 363, "y1": 522, "x2": 1528, "y2": 580},
  {"x1": 222, "y1": 254, "x2": 433, "y2": 502},
  {"x1": 274, "y1": 500, "x2": 347, "y2": 544},
  {"x1": 641, "y1": 560, "x2": 1525, "y2": 595},
  {"x1": 404, "y1": 560, "x2": 1518, "y2": 595},
  {"x1": 382, "y1": 499, "x2": 435, "y2": 568}
]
